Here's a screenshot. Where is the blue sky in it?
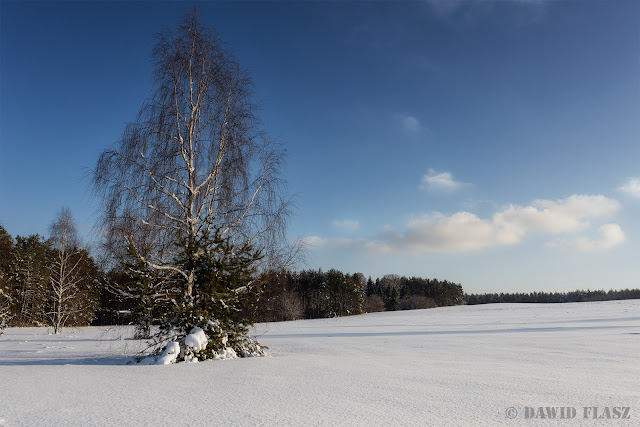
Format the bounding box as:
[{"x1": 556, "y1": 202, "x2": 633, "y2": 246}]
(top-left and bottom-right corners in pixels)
[{"x1": 1, "y1": 1, "x2": 639, "y2": 293}]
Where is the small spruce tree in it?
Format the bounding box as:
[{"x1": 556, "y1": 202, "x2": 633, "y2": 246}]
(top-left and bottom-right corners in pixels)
[
  {"x1": 133, "y1": 228, "x2": 265, "y2": 362},
  {"x1": 122, "y1": 248, "x2": 161, "y2": 340}
]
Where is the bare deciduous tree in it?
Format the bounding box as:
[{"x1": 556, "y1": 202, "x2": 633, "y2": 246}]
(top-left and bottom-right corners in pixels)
[
  {"x1": 93, "y1": 9, "x2": 291, "y2": 358},
  {"x1": 46, "y1": 208, "x2": 97, "y2": 334}
]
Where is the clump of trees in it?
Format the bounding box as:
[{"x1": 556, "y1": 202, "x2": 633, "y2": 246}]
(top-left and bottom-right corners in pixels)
[
  {"x1": 465, "y1": 288, "x2": 640, "y2": 305},
  {"x1": 254, "y1": 270, "x2": 465, "y2": 323},
  {"x1": 366, "y1": 274, "x2": 464, "y2": 312},
  {"x1": 256, "y1": 269, "x2": 366, "y2": 321},
  {"x1": 0, "y1": 211, "x2": 98, "y2": 334}
]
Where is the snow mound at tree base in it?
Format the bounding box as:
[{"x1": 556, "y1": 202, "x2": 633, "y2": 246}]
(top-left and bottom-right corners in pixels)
[
  {"x1": 183, "y1": 327, "x2": 207, "y2": 351},
  {"x1": 142, "y1": 327, "x2": 264, "y2": 364},
  {"x1": 156, "y1": 341, "x2": 180, "y2": 365}
]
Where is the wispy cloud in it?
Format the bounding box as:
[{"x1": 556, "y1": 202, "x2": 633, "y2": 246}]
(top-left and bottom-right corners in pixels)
[
  {"x1": 420, "y1": 169, "x2": 470, "y2": 192},
  {"x1": 302, "y1": 235, "x2": 329, "y2": 248},
  {"x1": 618, "y1": 178, "x2": 640, "y2": 198},
  {"x1": 403, "y1": 115, "x2": 421, "y2": 133},
  {"x1": 424, "y1": 0, "x2": 466, "y2": 16},
  {"x1": 424, "y1": 0, "x2": 550, "y2": 26},
  {"x1": 425, "y1": 0, "x2": 550, "y2": 15},
  {"x1": 302, "y1": 235, "x2": 355, "y2": 249},
  {"x1": 395, "y1": 114, "x2": 425, "y2": 134},
  {"x1": 332, "y1": 219, "x2": 360, "y2": 232},
  {"x1": 547, "y1": 224, "x2": 626, "y2": 253}
]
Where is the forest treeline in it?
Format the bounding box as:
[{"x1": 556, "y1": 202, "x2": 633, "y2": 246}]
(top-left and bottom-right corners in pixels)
[
  {"x1": 0, "y1": 225, "x2": 465, "y2": 330},
  {"x1": 97, "y1": 270, "x2": 465, "y2": 326},
  {"x1": 253, "y1": 271, "x2": 464, "y2": 323},
  {"x1": 465, "y1": 288, "x2": 640, "y2": 305},
  {"x1": 4, "y1": 221, "x2": 639, "y2": 332}
]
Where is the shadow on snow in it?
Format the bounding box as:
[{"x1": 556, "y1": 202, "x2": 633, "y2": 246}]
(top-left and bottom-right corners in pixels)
[{"x1": 264, "y1": 324, "x2": 635, "y2": 339}]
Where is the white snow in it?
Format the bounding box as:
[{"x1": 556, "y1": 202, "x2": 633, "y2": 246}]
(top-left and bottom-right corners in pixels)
[
  {"x1": 213, "y1": 346, "x2": 237, "y2": 360},
  {"x1": 156, "y1": 341, "x2": 180, "y2": 365},
  {"x1": 184, "y1": 327, "x2": 208, "y2": 351},
  {"x1": 0, "y1": 300, "x2": 638, "y2": 425}
]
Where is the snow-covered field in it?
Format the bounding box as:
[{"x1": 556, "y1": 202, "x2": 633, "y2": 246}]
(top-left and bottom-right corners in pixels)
[{"x1": 1, "y1": 300, "x2": 638, "y2": 426}]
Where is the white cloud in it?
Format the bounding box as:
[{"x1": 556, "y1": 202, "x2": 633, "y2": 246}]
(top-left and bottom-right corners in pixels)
[
  {"x1": 402, "y1": 115, "x2": 421, "y2": 133},
  {"x1": 420, "y1": 169, "x2": 470, "y2": 192},
  {"x1": 332, "y1": 219, "x2": 360, "y2": 232},
  {"x1": 303, "y1": 235, "x2": 357, "y2": 249},
  {"x1": 305, "y1": 195, "x2": 622, "y2": 256},
  {"x1": 363, "y1": 240, "x2": 394, "y2": 256},
  {"x1": 378, "y1": 194, "x2": 621, "y2": 254},
  {"x1": 302, "y1": 235, "x2": 329, "y2": 248},
  {"x1": 547, "y1": 224, "x2": 626, "y2": 253},
  {"x1": 619, "y1": 178, "x2": 640, "y2": 198},
  {"x1": 493, "y1": 195, "x2": 620, "y2": 237},
  {"x1": 382, "y1": 212, "x2": 499, "y2": 253}
]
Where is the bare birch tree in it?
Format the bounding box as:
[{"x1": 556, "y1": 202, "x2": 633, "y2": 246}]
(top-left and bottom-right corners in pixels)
[
  {"x1": 46, "y1": 208, "x2": 97, "y2": 334},
  {"x1": 93, "y1": 9, "x2": 291, "y2": 359}
]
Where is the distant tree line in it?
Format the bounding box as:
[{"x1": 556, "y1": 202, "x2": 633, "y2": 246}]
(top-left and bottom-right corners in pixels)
[
  {"x1": 97, "y1": 269, "x2": 465, "y2": 325},
  {"x1": 366, "y1": 274, "x2": 464, "y2": 312},
  {"x1": 14, "y1": 209, "x2": 640, "y2": 334},
  {"x1": 4, "y1": 213, "x2": 639, "y2": 335},
  {"x1": 464, "y1": 288, "x2": 640, "y2": 305},
  {"x1": 254, "y1": 271, "x2": 465, "y2": 323},
  {"x1": 0, "y1": 218, "x2": 466, "y2": 332}
]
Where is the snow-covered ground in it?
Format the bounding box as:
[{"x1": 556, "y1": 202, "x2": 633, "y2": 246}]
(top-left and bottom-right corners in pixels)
[{"x1": 1, "y1": 300, "x2": 638, "y2": 426}]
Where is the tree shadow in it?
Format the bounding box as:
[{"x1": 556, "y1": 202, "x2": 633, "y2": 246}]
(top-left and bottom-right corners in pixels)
[
  {"x1": 264, "y1": 324, "x2": 634, "y2": 339},
  {"x1": 0, "y1": 355, "x2": 136, "y2": 366}
]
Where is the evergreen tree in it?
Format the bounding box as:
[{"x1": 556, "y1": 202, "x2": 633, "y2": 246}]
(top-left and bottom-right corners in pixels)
[
  {"x1": 0, "y1": 226, "x2": 13, "y2": 332},
  {"x1": 135, "y1": 228, "x2": 265, "y2": 361},
  {"x1": 11, "y1": 235, "x2": 51, "y2": 326}
]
